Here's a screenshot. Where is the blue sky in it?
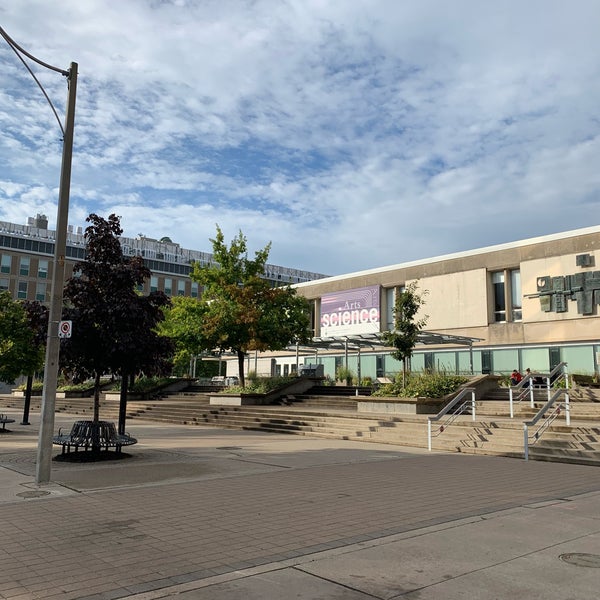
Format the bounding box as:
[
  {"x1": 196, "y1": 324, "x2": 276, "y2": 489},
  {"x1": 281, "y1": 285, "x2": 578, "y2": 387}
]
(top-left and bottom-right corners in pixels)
[{"x1": 1, "y1": 0, "x2": 599, "y2": 275}]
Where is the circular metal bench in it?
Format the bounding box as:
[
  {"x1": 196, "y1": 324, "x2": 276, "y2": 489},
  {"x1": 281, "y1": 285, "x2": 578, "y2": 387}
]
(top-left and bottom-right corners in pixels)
[{"x1": 53, "y1": 420, "x2": 137, "y2": 454}]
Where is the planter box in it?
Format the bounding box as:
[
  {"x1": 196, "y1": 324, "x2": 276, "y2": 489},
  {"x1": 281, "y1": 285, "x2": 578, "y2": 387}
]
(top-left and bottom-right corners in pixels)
[
  {"x1": 210, "y1": 393, "x2": 268, "y2": 406},
  {"x1": 357, "y1": 397, "x2": 442, "y2": 415},
  {"x1": 12, "y1": 390, "x2": 42, "y2": 397}
]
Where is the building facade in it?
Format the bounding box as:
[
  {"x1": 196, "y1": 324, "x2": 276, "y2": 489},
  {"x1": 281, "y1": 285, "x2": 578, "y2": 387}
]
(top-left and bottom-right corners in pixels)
[
  {"x1": 0, "y1": 215, "x2": 326, "y2": 304},
  {"x1": 235, "y1": 226, "x2": 600, "y2": 380}
]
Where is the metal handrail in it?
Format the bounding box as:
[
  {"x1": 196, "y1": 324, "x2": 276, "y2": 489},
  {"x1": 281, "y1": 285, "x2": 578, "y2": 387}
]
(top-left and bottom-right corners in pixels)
[
  {"x1": 428, "y1": 387, "x2": 476, "y2": 451},
  {"x1": 509, "y1": 362, "x2": 569, "y2": 417},
  {"x1": 508, "y1": 374, "x2": 535, "y2": 418},
  {"x1": 523, "y1": 388, "x2": 570, "y2": 460}
]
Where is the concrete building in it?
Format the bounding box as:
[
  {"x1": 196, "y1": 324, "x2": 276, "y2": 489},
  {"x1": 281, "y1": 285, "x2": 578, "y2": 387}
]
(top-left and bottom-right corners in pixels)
[
  {"x1": 236, "y1": 226, "x2": 600, "y2": 380},
  {"x1": 0, "y1": 214, "x2": 326, "y2": 303}
]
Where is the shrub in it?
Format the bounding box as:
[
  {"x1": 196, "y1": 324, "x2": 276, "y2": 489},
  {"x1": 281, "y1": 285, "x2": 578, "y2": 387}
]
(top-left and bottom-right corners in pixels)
[
  {"x1": 225, "y1": 375, "x2": 297, "y2": 394},
  {"x1": 373, "y1": 371, "x2": 468, "y2": 398}
]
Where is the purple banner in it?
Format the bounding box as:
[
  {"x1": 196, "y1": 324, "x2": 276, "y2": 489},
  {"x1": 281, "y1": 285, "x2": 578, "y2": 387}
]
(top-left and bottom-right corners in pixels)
[{"x1": 320, "y1": 285, "x2": 380, "y2": 336}]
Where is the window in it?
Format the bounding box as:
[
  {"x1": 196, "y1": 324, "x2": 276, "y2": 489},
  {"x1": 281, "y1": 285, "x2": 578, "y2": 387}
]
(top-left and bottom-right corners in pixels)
[
  {"x1": 492, "y1": 272, "x2": 506, "y2": 322},
  {"x1": 38, "y1": 259, "x2": 49, "y2": 279},
  {"x1": 19, "y1": 257, "x2": 30, "y2": 276},
  {"x1": 150, "y1": 276, "x2": 158, "y2": 293},
  {"x1": 35, "y1": 282, "x2": 46, "y2": 302},
  {"x1": 177, "y1": 280, "x2": 185, "y2": 296},
  {"x1": 191, "y1": 281, "x2": 199, "y2": 298},
  {"x1": 510, "y1": 269, "x2": 522, "y2": 321},
  {"x1": 164, "y1": 278, "x2": 172, "y2": 296},
  {"x1": 0, "y1": 278, "x2": 8, "y2": 291},
  {"x1": 17, "y1": 281, "x2": 27, "y2": 299},
  {"x1": 0, "y1": 254, "x2": 10, "y2": 274}
]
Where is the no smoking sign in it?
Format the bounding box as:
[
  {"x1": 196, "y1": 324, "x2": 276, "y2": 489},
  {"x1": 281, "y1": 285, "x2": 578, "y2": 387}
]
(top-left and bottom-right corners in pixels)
[{"x1": 58, "y1": 320, "x2": 72, "y2": 338}]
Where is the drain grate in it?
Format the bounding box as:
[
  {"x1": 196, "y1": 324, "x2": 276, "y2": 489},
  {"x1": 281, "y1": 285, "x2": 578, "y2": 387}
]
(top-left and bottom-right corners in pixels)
[
  {"x1": 16, "y1": 490, "x2": 51, "y2": 499},
  {"x1": 559, "y1": 553, "x2": 600, "y2": 568},
  {"x1": 216, "y1": 446, "x2": 242, "y2": 450}
]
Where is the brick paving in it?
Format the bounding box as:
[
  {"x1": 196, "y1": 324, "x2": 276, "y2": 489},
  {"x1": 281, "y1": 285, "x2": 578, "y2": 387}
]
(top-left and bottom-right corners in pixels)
[{"x1": 3, "y1": 442, "x2": 600, "y2": 600}]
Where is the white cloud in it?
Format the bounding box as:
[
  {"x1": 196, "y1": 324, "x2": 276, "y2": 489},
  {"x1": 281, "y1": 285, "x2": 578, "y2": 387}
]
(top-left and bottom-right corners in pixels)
[{"x1": 0, "y1": 0, "x2": 599, "y2": 275}]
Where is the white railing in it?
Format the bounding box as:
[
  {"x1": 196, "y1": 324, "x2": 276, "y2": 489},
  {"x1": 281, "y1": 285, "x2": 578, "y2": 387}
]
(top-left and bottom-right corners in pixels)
[
  {"x1": 509, "y1": 362, "x2": 569, "y2": 417},
  {"x1": 508, "y1": 374, "x2": 535, "y2": 418},
  {"x1": 428, "y1": 388, "x2": 476, "y2": 451},
  {"x1": 523, "y1": 388, "x2": 571, "y2": 460}
]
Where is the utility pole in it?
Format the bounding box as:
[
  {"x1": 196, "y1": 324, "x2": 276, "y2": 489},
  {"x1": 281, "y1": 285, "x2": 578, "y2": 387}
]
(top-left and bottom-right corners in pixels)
[{"x1": 36, "y1": 62, "x2": 78, "y2": 485}]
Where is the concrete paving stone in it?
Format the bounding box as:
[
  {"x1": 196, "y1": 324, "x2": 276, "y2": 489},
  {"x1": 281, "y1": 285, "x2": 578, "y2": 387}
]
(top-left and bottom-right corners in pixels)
[{"x1": 170, "y1": 567, "x2": 377, "y2": 600}]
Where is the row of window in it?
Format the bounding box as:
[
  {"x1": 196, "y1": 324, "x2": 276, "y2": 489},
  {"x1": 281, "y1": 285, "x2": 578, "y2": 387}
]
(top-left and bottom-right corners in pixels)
[
  {"x1": 1, "y1": 254, "x2": 49, "y2": 278},
  {"x1": 0, "y1": 278, "x2": 47, "y2": 302}
]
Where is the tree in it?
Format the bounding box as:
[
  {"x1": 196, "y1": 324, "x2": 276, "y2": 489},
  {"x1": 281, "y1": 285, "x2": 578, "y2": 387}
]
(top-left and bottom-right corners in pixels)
[
  {"x1": 20, "y1": 300, "x2": 49, "y2": 424},
  {"x1": 191, "y1": 226, "x2": 312, "y2": 386},
  {"x1": 0, "y1": 292, "x2": 41, "y2": 384},
  {"x1": 382, "y1": 282, "x2": 428, "y2": 386},
  {"x1": 158, "y1": 296, "x2": 210, "y2": 376},
  {"x1": 62, "y1": 213, "x2": 173, "y2": 438}
]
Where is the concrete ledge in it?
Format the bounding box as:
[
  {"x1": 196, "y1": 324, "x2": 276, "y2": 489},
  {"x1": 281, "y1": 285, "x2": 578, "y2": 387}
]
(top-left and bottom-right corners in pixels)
[
  {"x1": 209, "y1": 394, "x2": 267, "y2": 406},
  {"x1": 357, "y1": 397, "x2": 442, "y2": 415}
]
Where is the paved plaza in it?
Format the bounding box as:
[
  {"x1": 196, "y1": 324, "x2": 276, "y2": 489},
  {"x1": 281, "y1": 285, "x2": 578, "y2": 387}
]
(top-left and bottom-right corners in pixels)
[{"x1": 1, "y1": 406, "x2": 600, "y2": 599}]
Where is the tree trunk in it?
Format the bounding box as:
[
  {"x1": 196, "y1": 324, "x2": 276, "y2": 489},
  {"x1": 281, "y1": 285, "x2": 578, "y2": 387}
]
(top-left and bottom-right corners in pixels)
[
  {"x1": 237, "y1": 350, "x2": 246, "y2": 387},
  {"x1": 92, "y1": 371, "x2": 102, "y2": 452},
  {"x1": 118, "y1": 369, "x2": 129, "y2": 435},
  {"x1": 93, "y1": 371, "x2": 101, "y2": 423},
  {"x1": 21, "y1": 374, "x2": 33, "y2": 425}
]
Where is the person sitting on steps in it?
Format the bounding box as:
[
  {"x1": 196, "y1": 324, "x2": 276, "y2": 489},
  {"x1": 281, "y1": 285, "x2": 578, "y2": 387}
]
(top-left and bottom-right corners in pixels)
[{"x1": 510, "y1": 369, "x2": 522, "y2": 386}]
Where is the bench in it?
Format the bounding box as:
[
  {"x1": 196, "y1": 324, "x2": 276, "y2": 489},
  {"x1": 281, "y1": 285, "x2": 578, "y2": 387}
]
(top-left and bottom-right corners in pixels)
[
  {"x1": 0, "y1": 414, "x2": 15, "y2": 431},
  {"x1": 53, "y1": 420, "x2": 137, "y2": 454}
]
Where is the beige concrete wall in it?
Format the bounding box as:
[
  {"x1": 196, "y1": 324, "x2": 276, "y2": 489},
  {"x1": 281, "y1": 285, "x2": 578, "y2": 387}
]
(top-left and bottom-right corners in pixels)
[{"x1": 410, "y1": 269, "x2": 489, "y2": 330}]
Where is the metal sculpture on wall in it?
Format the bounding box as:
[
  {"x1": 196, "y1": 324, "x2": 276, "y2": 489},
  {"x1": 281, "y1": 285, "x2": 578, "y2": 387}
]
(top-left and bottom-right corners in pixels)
[{"x1": 530, "y1": 270, "x2": 600, "y2": 315}]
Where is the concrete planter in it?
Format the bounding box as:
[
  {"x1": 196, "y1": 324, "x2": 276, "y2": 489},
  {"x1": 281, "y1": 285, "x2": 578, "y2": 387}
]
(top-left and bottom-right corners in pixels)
[
  {"x1": 357, "y1": 396, "x2": 443, "y2": 415},
  {"x1": 11, "y1": 390, "x2": 42, "y2": 397}
]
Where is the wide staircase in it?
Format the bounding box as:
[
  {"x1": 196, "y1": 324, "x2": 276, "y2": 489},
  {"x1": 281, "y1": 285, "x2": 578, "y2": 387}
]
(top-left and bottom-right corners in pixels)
[{"x1": 2, "y1": 384, "x2": 599, "y2": 466}]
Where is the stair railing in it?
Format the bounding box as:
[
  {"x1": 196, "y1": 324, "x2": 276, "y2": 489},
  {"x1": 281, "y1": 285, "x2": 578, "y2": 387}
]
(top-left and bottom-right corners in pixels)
[
  {"x1": 509, "y1": 362, "x2": 569, "y2": 417},
  {"x1": 547, "y1": 362, "x2": 569, "y2": 402},
  {"x1": 523, "y1": 388, "x2": 571, "y2": 460},
  {"x1": 428, "y1": 388, "x2": 476, "y2": 451},
  {"x1": 508, "y1": 374, "x2": 535, "y2": 418}
]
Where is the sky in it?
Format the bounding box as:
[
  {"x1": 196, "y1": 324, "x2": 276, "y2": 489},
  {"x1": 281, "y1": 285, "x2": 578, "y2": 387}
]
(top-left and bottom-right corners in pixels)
[{"x1": 1, "y1": 1, "x2": 599, "y2": 276}]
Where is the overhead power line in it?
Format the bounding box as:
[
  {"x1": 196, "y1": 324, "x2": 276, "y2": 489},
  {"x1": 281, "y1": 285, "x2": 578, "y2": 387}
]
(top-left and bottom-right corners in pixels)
[{"x1": 0, "y1": 24, "x2": 68, "y2": 137}]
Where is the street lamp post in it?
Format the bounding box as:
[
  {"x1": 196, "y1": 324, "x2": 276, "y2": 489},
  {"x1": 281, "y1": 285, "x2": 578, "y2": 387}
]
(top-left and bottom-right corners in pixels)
[{"x1": 36, "y1": 62, "x2": 78, "y2": 485}]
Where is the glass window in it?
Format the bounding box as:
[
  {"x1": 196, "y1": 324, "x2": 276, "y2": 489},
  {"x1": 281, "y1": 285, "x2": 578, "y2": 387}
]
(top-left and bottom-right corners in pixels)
[
  {"x1": 17, "y1": 281, "x2": 27, "y2": 299},
  {"x1": 492, "y1": 271, "x2": 506, "y2": 322},
  {"x1": 19, "y1": 257, "x2": 30, "y2": 276},
  {"x1": 164, "y1": 278, "x2": 172, "y2": 295},
  {"x1": 191, "y1": 281, "x2": 199, "y2": 298},
  {"x1": 521, "y1": 348, "x2": 550, "y2": 373},
  {"x1": 433, "y1": 352, "x2": 457, "y2": 373},
  {"x1": 510, "y1": 269, "x2": 522, "y2": 321},
  {"x1": 38, "y1": 259, "x2": 49, "y2": 279},
  {"x1": 491, "y1": 348, "x2": 519, "y2": 376},
  {"x1": 0, "y1": 278, "x2": 8, "y2": 291},
  {"x1": 177, "y1": 280, "x2": 185, "y2": 296},
  {"x1": 35, "y1": 282, "x2": 46, "y2": 302},
  {"x1": 561, "y1": 346, "x2": 595, "y2": 375},
  {"x1": 150, "y1": 276, "x2": 158, "y2": 293},
  {"x1": 0, "y1": 254, "x2": 10, "y2": 274}
]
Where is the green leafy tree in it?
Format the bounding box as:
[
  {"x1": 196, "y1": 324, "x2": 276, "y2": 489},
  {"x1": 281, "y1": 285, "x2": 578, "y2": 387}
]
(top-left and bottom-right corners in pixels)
[
  {"x1": 383, "y1": 282, "x2": 429, "y2": 386},
  {"x1": 0, "y1": 292, "x2": 42, "y2": 384},
  {"x1": 20, "y1": 300, "x2": 49, "y2": 424},
  {"x1": 62, "y1": 213, "x2": 173, "y2": 437},
  {"x1": 192, "y1": 226, "x2": 311, "y2": 387},
  {"x1": 159, "y1": 296, "x2": 210, "y2": 376}
]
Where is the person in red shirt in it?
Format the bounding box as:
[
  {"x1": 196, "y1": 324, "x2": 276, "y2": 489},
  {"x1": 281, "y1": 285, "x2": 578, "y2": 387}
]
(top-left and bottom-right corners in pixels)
[{"x1": 510, "y1": 369, "x2": 523, "y2": 385}]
